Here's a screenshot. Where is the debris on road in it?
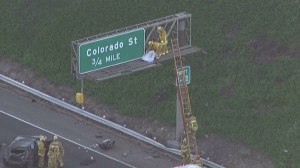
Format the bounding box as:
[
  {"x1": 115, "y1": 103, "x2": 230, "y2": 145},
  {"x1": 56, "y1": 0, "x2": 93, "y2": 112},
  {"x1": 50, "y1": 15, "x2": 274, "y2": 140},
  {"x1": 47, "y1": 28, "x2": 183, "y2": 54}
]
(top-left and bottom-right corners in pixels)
[
  {"x1": 80, "y1": 156, "x2": 96, "y2": 166},
  {"x1": 99, "y1": 139, "x2": 115, "y2": 150}
]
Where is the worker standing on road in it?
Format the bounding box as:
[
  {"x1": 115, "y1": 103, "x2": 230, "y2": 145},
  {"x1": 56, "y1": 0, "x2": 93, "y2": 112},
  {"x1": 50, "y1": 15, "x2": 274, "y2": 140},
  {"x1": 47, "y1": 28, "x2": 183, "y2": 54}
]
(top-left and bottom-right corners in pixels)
[
  {"x1": 50, "y1": 135, "x2": 64, "y2": 167},
  {"x1": 48, "y1": 145, "x2": 58, "y2": 168},
  {"x1": 157, "y1": 26, "x2": 168, "y2": 55},
  {"x1": 148, "y1": 41, "x2": 162, "y2": 60},
  {"x1": 37, "y1": 135, "x2": 46, "y2": 168}
]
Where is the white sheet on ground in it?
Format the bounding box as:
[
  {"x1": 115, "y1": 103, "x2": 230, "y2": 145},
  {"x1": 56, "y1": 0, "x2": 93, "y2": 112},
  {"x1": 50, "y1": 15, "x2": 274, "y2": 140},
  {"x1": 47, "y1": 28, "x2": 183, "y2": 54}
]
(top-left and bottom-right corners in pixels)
[{"x1": 142, "y1": 50, "x2": 156, "y2": 63}]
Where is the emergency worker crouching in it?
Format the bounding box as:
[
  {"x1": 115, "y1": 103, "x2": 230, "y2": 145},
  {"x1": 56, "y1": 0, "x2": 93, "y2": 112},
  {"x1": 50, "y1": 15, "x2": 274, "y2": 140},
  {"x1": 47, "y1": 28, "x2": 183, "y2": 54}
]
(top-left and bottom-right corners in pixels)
[
  {"x1": 37, "y1": 135, "x2": 46, "y2": 168},
  {"x1": 49, "y1": 135, "x2": 64, "y2": 167},
  {"x1": 148, "y1": 41, "x2": 162, "y2": 60},
  {"x1": 157, "y1": 26, "x2": 168, "y2": 55}
]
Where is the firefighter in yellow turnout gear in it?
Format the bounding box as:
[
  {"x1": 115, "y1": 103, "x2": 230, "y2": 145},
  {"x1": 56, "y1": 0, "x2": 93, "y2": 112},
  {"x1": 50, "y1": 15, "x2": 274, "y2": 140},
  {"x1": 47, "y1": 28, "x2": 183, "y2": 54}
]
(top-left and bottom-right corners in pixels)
[
  {"x1": 180, "y1": 138, "x2": 190, "y2": 164},
  {"x1": 194, "y1": 154, "x2": 203, "y2": 167},
  {"x1": 157, "y1": 26, "x2": 168, "y2": 55},
  {"x1": 187, "y1": 114, "x2": 198, "y2": 139},
  {"x1": 37, "y1": 135, "x2": 46, "y2": 168},
  {"x1": 49, "y1": 135, "x2": 64, "y2": 167},
  {"x1": 148, "y1": 41, "x2": 162, "y2": 60},
  {"x1": 48, "y1": 145, "x2": 58, "y2": 168}
]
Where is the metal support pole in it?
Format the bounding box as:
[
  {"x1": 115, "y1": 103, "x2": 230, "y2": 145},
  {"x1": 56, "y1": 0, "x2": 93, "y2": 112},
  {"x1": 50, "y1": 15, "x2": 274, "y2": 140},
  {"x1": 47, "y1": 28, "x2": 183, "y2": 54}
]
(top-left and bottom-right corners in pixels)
[
  {"x1": 81, "y1": 78, "x2": 84, "y2": 93},
  {"x1": 176, "y1": 92, "x2": 184, "y2": 142},
  {"x1": 81, "y1": 78, "x2": 84, "y2": 108}
]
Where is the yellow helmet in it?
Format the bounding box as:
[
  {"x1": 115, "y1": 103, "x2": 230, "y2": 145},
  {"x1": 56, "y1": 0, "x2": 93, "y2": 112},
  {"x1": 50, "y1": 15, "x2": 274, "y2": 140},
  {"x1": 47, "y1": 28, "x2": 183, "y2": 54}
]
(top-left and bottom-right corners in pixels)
[
  {"x1": 39, "y1": 135, "x2": 45, "y2": 141},
  {"x1": 148, "y1": 41, "x2": 153, "y2": 45}
]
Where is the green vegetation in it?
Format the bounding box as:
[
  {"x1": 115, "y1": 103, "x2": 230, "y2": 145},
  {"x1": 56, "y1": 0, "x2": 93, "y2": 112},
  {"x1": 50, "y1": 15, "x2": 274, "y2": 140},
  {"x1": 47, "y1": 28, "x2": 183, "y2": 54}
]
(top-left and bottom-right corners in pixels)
[{"x1": 1, "y1": 1, "x2": 299, "y2": 167}]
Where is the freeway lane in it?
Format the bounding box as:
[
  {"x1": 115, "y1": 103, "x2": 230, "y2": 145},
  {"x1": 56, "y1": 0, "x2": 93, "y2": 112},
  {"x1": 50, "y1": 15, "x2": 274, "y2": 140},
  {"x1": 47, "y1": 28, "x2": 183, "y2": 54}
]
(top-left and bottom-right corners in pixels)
[
  {"x1": 0, "y1": 112, "x2": 130, "y2": 168},
  {"x1": 0, "y1": 81, "x2": 181, "y2": 168}
]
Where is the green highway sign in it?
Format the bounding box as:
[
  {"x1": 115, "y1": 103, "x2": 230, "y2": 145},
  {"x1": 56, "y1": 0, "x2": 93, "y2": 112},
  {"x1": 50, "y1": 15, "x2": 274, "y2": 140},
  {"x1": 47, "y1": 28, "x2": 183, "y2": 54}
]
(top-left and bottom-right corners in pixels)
[
  {"x1": 78, "y1": 29, "x2": 145, "y2": 74},
  {"x1": 177, "y1": 66, "x2": 191, "y2": 85}
]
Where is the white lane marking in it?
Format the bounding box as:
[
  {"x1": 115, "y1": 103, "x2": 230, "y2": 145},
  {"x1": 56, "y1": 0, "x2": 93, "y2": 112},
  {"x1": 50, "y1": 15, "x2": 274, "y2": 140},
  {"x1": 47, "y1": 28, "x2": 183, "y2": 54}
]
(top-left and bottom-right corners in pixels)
[{"x1": 0, "y1": 109, "x2": 136, "y2": 168}]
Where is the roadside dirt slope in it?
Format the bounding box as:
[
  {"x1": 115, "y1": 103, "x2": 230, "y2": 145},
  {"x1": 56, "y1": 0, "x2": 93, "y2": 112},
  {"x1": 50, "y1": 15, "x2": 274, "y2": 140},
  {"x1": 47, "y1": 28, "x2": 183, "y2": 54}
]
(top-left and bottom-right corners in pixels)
[{"x1": 0, "y1": 58, "x2": 274, "y2": 168}]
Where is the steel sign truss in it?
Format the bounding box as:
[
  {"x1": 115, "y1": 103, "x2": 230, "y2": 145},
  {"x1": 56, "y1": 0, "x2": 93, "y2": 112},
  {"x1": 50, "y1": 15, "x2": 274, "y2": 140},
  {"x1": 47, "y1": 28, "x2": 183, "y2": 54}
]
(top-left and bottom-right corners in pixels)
[{"x1": 71, "y1": 12, "x2": 197, "y2": 81}]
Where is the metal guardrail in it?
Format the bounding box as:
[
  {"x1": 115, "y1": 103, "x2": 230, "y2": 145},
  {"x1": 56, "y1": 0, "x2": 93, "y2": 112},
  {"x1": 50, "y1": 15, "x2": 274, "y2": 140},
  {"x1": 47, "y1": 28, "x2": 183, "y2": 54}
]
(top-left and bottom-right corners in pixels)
[{"x1": 0, "y1": 74, "x2": 225, "y2": 168}]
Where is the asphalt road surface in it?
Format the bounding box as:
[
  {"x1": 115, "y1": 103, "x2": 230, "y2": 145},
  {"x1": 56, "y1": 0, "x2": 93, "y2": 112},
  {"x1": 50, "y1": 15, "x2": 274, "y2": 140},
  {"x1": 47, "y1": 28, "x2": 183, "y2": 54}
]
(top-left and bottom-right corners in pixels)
[
  {"x1": 0, "y1": 81, "x2": 181, "y2": 168},
  {"x1": 0, "y1": 112, "x2": 131, "y2": 168}
]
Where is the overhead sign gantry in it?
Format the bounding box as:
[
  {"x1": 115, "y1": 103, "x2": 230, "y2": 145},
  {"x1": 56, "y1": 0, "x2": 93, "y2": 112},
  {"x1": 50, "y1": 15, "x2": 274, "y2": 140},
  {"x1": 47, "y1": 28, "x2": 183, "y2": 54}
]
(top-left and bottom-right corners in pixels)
[{"x1": 71, "y1": 12, "x2": 201, "y2": 81}]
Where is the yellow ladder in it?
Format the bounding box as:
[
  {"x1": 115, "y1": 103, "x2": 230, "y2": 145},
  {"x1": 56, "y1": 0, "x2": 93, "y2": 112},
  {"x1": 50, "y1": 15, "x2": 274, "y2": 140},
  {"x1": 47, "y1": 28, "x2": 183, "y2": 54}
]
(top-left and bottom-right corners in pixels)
[{"x1": 171, "y1": 38, "x2": 202, "y2": 166}]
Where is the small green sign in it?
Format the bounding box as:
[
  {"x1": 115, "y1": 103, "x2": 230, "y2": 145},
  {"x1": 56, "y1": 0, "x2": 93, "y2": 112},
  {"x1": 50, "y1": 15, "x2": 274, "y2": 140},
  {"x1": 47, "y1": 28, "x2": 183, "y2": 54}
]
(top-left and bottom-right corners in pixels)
[
  {"x1": 78, "y1": 29, "x2": 145, "y2": 74},
  {"x1": 177, "y1": 66, "x2": 191, "y2": 85}
]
